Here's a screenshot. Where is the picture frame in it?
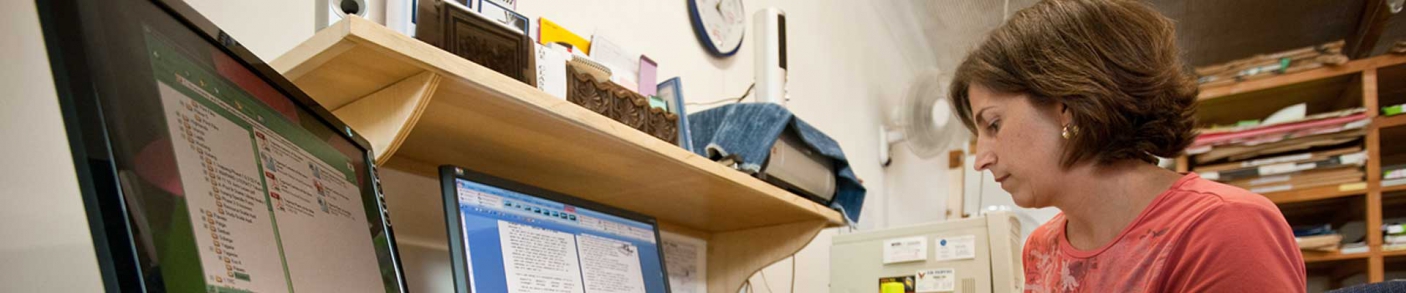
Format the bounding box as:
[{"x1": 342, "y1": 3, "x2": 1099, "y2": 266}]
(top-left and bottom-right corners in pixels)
[
  {"x1": 478, "y1": 0, "x2": 529, "y2": 35},
  {"x1": 657, "y1": 77, "x2": 693, "y2": 152}
]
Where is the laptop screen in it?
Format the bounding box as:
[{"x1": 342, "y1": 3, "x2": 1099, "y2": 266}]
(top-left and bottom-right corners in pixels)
[{"x1": 445, "y1": 168, "x2": 669, "y2": 293}]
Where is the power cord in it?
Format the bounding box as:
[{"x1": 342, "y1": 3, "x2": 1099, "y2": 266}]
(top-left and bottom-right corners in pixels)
[
  {"x1": 686, "y1": 83, "x2": 756, "y2": 106},
  {"x1": 789, "y1": 255, "x2": 797, "y2": 293},
  {"x1": 754, "y1": 255, "x2": 799, "y2": 293},
  {"x1": 759, "y1": 264, "x2": 776, "y2": 293}
]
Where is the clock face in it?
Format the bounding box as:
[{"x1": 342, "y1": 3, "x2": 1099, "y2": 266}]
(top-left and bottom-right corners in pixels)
[{"x1": 690, "y1": 0, "x2": 746, "y2": 57}]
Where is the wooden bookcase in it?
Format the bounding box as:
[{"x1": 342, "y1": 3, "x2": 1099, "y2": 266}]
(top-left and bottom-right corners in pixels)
[
  {"x1": 271, "y1": 16, "x2": 845, "y2": 293},
  {"x1": 1184, "y1": 53, "x2": 1406, "y2": 287}
]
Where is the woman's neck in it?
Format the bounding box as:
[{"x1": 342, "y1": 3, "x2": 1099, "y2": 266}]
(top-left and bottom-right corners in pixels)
[{"x1": 1055, "y1": 161, "x2": 1183, "y2": 251}]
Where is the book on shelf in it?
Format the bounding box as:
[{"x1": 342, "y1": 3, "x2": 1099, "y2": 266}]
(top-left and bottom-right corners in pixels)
[
  {"x1": 1294, "y1": 223, "x2": 1335, "y2": 237},
  {"x1": 1194, "y1": 146, "x2": 1362, "y2": 173},
  {"x1": 1387, "y1": 178, "x2": 1406, "y2": 188},
  {"x1": 1387, "y1": 243, "x2": 1406, "y2": 252},
  {"x1": 1224, "y1": 167, "x2": 1363, "y2": 188},
  {"x1": 1193, "y1": 129, "x2": 1366, "y2": 164},
  {"x1": 1340, "y1": 242, "x2": 1369, "y2": 255},
  {"x1": 1198, "y1": 151, "x2": 1367, "y2": 181},
  {"x1": 1296, "y1": 234, "x2": 1343, "y2": 252},
  {"x1": 1385, "y1": 103, "x2": 1404, "y2": 117},
  {"x1": 1386, "y1": 164, "x2": 1406, "y2": 184}
]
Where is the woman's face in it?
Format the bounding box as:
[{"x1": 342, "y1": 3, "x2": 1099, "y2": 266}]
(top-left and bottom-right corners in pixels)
[{"x1": 967, "y1": 83, "x2": 1069, "y2": 208}]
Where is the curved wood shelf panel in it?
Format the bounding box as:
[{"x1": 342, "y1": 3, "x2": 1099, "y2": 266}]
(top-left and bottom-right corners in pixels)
[{"x1": 273, "y1": 16, "x2": 843, "y2": 293}]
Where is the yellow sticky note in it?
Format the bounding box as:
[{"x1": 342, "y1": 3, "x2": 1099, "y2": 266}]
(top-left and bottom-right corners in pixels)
[
  {"x1": 1339, "y1": 182, "x2": 1366, "y2": 191},
  {"x1": 881, "y1": 282, "x2": 906, "y2": 293},
  {"x1": 538, "y1": 18, "x2": 590, "y2": 54}
]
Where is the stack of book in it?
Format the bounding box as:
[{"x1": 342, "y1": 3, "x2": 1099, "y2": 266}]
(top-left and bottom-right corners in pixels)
[
  {"x1": 1388, "y1": 223, "x2": 1406, "y2": 251},
  {"x1": 1386, "y1": 164, "x2": 1406, "y2": 188},
  {"x1": 1296, "y1": 224, "x2": 1344, "y2": 252},
  {"x1": 1195, "y1": 41, "x2": 1347, "y2": 88},
  {"x1": 1190, "y1": 108, "x2": 1370, "y2": 195}
]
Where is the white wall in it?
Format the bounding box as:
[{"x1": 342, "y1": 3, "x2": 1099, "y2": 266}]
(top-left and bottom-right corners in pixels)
[
  {"x1": 182, "y1": 0, "x2": 387, "y2": 61},
  {"x1": 0, "y1": 0, "x2": 106, "y2": 291}
]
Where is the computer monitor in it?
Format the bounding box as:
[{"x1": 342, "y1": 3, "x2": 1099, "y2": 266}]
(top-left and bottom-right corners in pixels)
[
  {"x1": 440, "y1": 165, "x2": 672, "y2": 293},
  {"x1": 37, "y1": 0, "x2": 406, "y2": 292}
]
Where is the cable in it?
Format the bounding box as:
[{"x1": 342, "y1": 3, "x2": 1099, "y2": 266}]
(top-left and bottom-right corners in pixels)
[
  {"x1": 789, "y1": 255, "x2": 797, "y2": 293},
  {"x1": 686, "y1": 83, "x2": 756, "y2": 106},
  {"x1": 759, "y1": 264, "x2": 776, "y2": 293}
]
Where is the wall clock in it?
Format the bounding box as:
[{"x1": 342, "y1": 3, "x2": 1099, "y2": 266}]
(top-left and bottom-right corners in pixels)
[{"x1": 688, "y1": 0, "x2": 746, "y2": 57}]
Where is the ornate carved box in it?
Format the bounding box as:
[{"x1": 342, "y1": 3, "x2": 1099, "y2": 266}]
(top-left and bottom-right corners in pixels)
[
  {"x1": 416, "y1": 0, "x2": 535, "y2": 86},
  {"x1": 566, "y1": 66, "x2": 678, "y2": 143}
]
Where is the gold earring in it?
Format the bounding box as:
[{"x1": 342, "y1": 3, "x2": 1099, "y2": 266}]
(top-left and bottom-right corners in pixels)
[{"x1": 1062, "y1": 125, "x2": 1074, "y2": 139}]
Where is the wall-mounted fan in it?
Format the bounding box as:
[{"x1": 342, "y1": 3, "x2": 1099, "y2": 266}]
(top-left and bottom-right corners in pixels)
[{"x1": 880, "y1": 69, "x2": 968, "y2": 166}]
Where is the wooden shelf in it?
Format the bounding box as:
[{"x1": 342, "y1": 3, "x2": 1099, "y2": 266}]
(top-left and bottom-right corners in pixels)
[
  {"x1": 272, "y1": 16, "x2": 840, "y2": 293},
  {"x1": 1382, "y1": 248, "x2": 1406, "y2": 258},
  {"x1": 1199, "y1": 54, "x2": 1406, "y2": 101},
  {"x1": 1263, "y1": 183, "x2": 1368, "y2": 204},
  {"x1": 1384, "y1": 183, "x2": 1406, "y2": 194},
  {"x1": 1379, "y1": 114, "x2": 1406, "y2": 129},
  {"x1": 1304, "y1": 250, "x2": 1372, "y2": 263}
]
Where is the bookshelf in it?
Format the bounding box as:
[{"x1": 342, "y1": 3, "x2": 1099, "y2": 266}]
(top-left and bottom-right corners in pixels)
[
  {"x1": 271, "y1": 16, "x2": 845, "y2": 293},
  {"x1": 1188, "y1": 54, "x2": 1406, "y2": 286},
  {"x1": 1264, "y1": 184, "x2": 1367, "y2": 204}
]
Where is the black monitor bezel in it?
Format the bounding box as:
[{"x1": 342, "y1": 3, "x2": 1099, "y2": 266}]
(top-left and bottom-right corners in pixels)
[
  {"x1": 439, "y1": 165, "x2": 673, "y2": 293},
  {"x1": 35, "y1": 0, "x2": 408, "y2": 291}
]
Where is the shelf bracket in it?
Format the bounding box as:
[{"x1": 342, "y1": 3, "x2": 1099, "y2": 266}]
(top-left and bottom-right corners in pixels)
[
  {"x1": 708, "y1": 220, "x2": 827, "y2": 293},
  {"x1": 332, "y1": 71, "x2": 441, "y2": 164}
]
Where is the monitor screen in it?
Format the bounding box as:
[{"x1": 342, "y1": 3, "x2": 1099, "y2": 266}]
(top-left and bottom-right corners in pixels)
[
  {"x1": 38, "y1": 0, "x2": 405, "y2": 292},
  {"x1": 441, "y1": 166, "x2": 670, "y2": 293}
]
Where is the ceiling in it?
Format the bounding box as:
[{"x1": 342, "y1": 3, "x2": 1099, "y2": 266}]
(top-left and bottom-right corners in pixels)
[
  {"x1": 1146, "y1": 0, "x2": 1372, "y2": 67},
  {"x1": 882, "y1": 0, "x2": 1406, "y2": 112}
]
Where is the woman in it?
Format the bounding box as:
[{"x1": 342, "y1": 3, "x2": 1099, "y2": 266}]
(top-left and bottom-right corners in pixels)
[{"x1": 949, "y1": 0, "x2": 1306, "y2": 292}]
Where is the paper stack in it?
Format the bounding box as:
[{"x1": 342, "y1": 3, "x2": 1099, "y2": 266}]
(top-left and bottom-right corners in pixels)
[
  {"x1": 1196, "y1": 41, "x2": 1347, "y2": 88},
  {"x1": 1385, "y1": 164, "x2": 1406, "y2": 188},
  {"x1": 1387, "y1": 223, "x2": 1406, "y2": 252},
  {"x1": 1296, "y1": 223, "x2": 1344, "y2": 252},
  {"x1": 1190, "y1": 107, "x2": 1370, "y2": 195}
]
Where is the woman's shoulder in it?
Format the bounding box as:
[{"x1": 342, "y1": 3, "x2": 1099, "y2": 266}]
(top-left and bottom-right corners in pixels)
[
  {"x1": 1165, "y1": 173, "x2": 1280, "y2": 214},
  {"x1": 1158, "y1": 174, "x2": 1293, "y2": 242}
]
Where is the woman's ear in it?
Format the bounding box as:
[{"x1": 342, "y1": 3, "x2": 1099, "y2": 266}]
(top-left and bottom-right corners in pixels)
[{"x1": 1058, "y1": 103, "x2": 1074, "y2": 126}]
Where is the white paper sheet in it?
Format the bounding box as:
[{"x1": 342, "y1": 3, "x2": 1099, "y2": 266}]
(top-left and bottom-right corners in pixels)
[
  {"x1": 588, "y1": 34, "x2": 640, "y2": 86},
  {"x1": 660, "y1": 231, "x2": 707, "y2": 293},
  {"x1": 935, "y1": 235, "x2": 976, "y2": 261},
  {"x1": 499, "y1": 221, "x2": 586, "y2": 293},
  {"x1": 916, "y1": 268, "x2": 956, "y2": 292},
  {"x1": 577, "y1": 234, "x2": 646, "y2": 293},
  {"x1": 535, "y1": 44, "x2": 569, "y2": 100},
  {"x1": 883, "y1": 236, "x2": 927, "y2": 264}
]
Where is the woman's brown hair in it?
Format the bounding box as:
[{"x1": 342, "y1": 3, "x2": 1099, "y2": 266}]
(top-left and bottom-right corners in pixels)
[{"x1": 949, "y1": 0, "x2": 1198, "y2": 167}]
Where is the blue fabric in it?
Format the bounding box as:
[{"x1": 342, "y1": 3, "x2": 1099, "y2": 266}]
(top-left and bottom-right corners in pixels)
[
  {"x1": 687, "y1": 103, "x2": 867, "y2": 224},
  {"x1": 1327, "y1": 281, "x2": 1406, "y2": 293}
]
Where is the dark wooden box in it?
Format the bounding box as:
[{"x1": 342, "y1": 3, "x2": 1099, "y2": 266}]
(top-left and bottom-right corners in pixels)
[
  {"x1": 565, "y1": 66, "x2": 678, "y2": 143},
  {"x1": 416, "y1": 0, "x2": 535, "y2": 86}
]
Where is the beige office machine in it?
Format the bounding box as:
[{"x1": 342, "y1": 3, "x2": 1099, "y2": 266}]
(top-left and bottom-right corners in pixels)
[{"x1": 831, "y1": 211, "x2": 1023, "y2": 293}]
